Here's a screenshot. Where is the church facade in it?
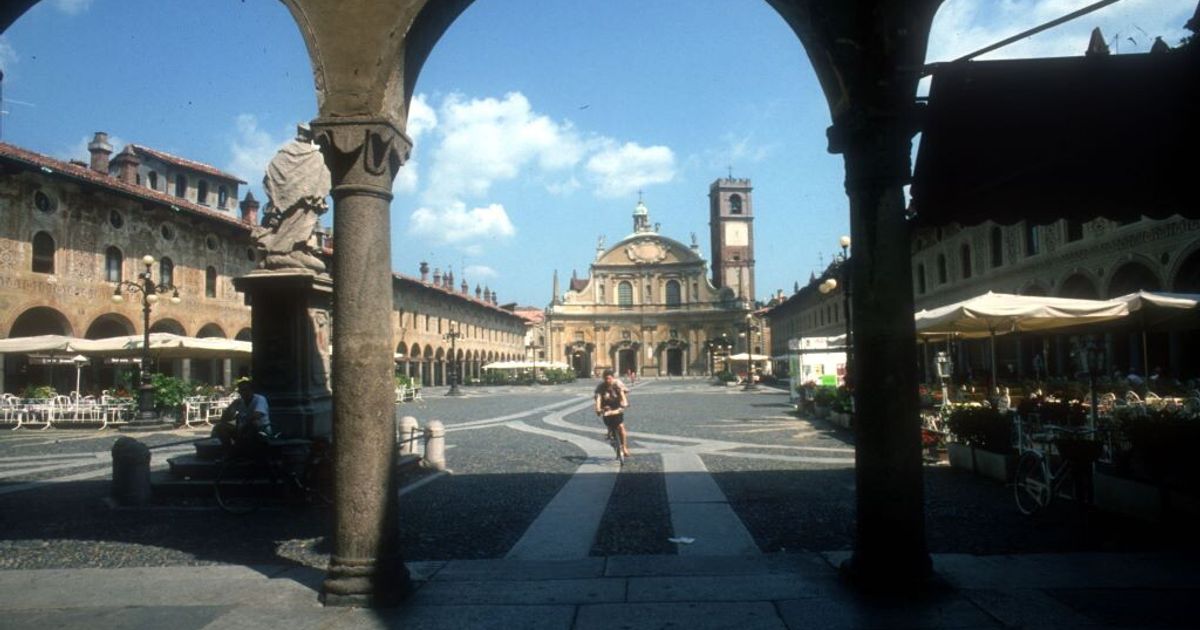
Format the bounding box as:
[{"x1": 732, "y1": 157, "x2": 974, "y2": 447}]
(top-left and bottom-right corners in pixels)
[{"x1": 546, "y1": 178, "x2": 757, "y2": 377}]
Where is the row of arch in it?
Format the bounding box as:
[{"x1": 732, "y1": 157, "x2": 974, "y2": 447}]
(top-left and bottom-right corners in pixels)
[
  {"x1": 918, "y1": 250, "x2": 1200, "y2": 299},
  {"x1": 6, "y1": 305, "x2": 249, "y2": 341},
  {"x1": 394, "y1": 341, "x2": 523, "y2": 387},
  {"x1": 30, "y1": 232, "x2": 222, "y2": 298}
]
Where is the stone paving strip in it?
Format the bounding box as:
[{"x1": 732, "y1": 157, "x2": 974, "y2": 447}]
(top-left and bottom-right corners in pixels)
[
  {"x1": 659, "y1": 451, "x2": 760, "y2": 556},
  {"x1": 504, "y1": 399, "x2": 620, "y2": 560}
]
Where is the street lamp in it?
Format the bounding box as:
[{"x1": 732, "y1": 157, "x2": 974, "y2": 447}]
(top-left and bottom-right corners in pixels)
[
  {"x1": 742, "y1": 313, "x2": 759, "y2": 391},
  {"x1": 111, "y1": 254, "x2": 180, "y2": 427},
  {"x1": 526, "y1": 341, "x2": 542, "y2": 385},
  {"x1": 443, "y1": 325, "x2": 464, "y2": 396},
  {"x1": 820, "y1": 235, "x2": 852, "y2": 392}
]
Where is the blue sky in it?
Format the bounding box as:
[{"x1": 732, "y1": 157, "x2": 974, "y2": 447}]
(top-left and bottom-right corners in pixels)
[{"x1": 1, "y1": 0, "x2": 1192, "y2": 307}]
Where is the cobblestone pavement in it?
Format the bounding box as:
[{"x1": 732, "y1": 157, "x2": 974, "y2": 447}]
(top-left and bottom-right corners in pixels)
[{"x1": 0, "y1": 378, "x2": 1194, "y2": 572}]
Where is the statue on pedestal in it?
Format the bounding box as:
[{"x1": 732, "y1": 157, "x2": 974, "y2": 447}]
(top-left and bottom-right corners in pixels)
[{"x1": 253, "y1": 124, "x2": 332, "y2": 273}]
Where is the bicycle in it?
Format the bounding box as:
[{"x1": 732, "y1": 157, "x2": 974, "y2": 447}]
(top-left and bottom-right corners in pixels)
[
  {"x1": 214, "y1": 437, "x2": 333, "y2": 514},
  {"x1": 599, "y1": 409, "x2": 625, "y2": 465},
  {"x1": 1012, "y1": 423, "x2": 1103, "y2": 515}
]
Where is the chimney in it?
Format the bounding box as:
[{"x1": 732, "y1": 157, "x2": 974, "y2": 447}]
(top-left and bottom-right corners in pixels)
[
  {"x1": 110, "y1": 146, "x2": 141, "y2": 184},
  {"x1": 446, "y1": 270, "x2": 455, "y2": 289},
  {"x1": 87, "y1": 132, "x2": 113, "y2": 174},
  {"x1": 433, "y1": 268, "x2": 442, "y2": 286},
  {"x1": 475, "y1": 284, "x2": 482, "y2": 299},
  {"x1": 461, "y1": 279, "x2": 469, "y2": 294},
  {"x1": 420, "y1": 262, "x2": 430, "y2": 282},
  {"x1": 239, "y1": 192, "x2": 260, "y2": 225}
]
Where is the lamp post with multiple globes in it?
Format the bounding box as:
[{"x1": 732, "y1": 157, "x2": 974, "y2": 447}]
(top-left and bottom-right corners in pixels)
[
  {"x1": 443, "y1": 326, "x2": 464, "y2": 396},
  {"x1": 111, "y1": 254, "x2": 180, "y2": 426}
]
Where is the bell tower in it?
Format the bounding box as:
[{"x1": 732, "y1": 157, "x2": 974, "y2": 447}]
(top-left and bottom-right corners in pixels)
[{"x1": 709, "y1": 176, "x2": 755, "y2": 303}]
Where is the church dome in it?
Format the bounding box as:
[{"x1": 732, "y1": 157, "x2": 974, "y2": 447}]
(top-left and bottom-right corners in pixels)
[{"x1": 633, "y1": 200, "x2": 649, "y2": 216}]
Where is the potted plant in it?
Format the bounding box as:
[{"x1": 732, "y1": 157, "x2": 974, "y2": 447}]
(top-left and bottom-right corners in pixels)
[
  {"x1": 946, "y1": 403, "x2": 1014, "y2": 481},
  {"x1": 812, "y1": 386, "x2": 836, "y2": 421}
]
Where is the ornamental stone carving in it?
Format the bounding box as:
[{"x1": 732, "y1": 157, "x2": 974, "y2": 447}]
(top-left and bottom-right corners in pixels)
[
  {"x1": 253, "y1": 124, "x2": 332, "y2": 274},
  {"x1": 625, "y1": 239, "x2": 668, "y2": 264}
]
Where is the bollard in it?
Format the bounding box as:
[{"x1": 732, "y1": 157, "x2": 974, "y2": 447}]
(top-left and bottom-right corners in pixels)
[
  {"x1": 397, "y1": 415, "x2": 419, "y2": 456},
  {"x1": 111, "y1": 436, "x2": 151, "y2": 506},
  {"x1": 423, "y1": 419, "x2": 446, "y2": 471}
]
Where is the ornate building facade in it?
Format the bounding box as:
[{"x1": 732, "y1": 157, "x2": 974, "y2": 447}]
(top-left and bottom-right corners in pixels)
[
  {"x1": 547, "y1": 185, "x2": 754, "y2": 378},
  {"x1": 0, "y1": 133, "x2": 257, "y2": 392}
]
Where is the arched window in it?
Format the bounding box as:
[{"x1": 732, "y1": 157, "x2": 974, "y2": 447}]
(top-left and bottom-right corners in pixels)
[
  {"x1": 217, "y1": 185, "x2": 228, "y2": 208},
  {"x1": 160, "y1": 257, "x2": 174, "y2": 288},
  {"x1": 105, "y1": 246, "x2": 123, "y2": 283},
  {"x1": 916, "y1": 263, "x2": 927, "y2": 294},
  {"x1": 990, "y1": 226, "x2": 1003, "y2": 268},
  {"x1": 148, "y1": 171, "x2": 158, "y2": 191},
  {"x1": 665, "y1": 280, "x2": 681, "y2": 309},
  {"x1": 205, "y1": 266, "x2": 217, "y2": 298},
  {"x1": 197, "y1": 180, "x2": 209, "y2": 205},
  {"x1": 959, "y1": 243, "x2": 972, "y2": 280},
  {"x1": 729, "y1": 194, "x2": 743, "y2": 215},
  {"x1": 937, "y1": 254, "x2": 947, "y2": 284},
  {"x1": 32, "y1": 232, "x2": 55, "y2": 274},
  {"x1": 618, "y1": 281, "x2": 633, "y2": 309},
  {"x1": 174, "y1": 174, "x2": 187, "y2": 198}
]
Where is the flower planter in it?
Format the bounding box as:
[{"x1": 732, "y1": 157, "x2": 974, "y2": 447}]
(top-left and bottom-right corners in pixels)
[
  {"x1": 828, "y1": 411, "x2": 852, "y2": 430},
  {"x1": 972, "y1": 448, "x2": 1014, "y2": 482},
  {"x1": 813, "y1": 404, "x2": 830, "y2": 420},
  {"x1": 947, "y1": 443, "x2": 1013, "y2": 481}
]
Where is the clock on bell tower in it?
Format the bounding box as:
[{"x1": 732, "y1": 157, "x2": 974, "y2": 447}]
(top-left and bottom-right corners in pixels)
[{"x1": 709, "y1": 176, "x2": 755, "y2": 303}]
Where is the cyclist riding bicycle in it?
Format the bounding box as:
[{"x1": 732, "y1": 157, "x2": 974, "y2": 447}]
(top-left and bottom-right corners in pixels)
[{"x1": 594, "y1": 369, "x2": 630, "y2": 458}]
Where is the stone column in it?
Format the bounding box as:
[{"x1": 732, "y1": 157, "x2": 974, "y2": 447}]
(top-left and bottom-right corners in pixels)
[
  {"x1": 311, "y1": 116, "x2": 412, "y2": 607},
  {"x1": 831, "y1": 108, "x2": 931, "y2": 589},
  {"x1": 233, "y1": 271, "x2": 334, "y2": 438}
]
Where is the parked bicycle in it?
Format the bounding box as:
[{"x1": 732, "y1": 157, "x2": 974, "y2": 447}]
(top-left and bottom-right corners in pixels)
[
  {"x1": 214, "y1": 437, "x2": 333, "y2": 514},
  {"x1": 1012, "y1": 422, "x2": 1104, "y2": 515}
]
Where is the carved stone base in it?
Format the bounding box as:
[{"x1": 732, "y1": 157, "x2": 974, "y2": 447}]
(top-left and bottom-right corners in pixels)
[
  {"x1": 321, "y1": 554, "x2": 411, "y2": 608},
  {"x1": 232, "y1": 270, "x2": 333, "y2": 439}
]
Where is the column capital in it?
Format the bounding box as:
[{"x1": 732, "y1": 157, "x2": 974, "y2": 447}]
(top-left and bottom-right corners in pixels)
[
  {"x1": 826, "y1": 103, "x2": 924, "y2": 192},
  {"x1": 310, "y1": 116, "x2": 413, "y2": 201}
]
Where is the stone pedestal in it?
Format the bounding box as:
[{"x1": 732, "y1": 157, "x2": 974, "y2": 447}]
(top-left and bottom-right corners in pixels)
[{"x1": 233, "y1": 270, "x2": 333, "y2": 439}]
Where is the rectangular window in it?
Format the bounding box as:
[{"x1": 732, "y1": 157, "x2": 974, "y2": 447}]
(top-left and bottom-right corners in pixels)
[
  {"x1": 1024, "y1": 224, "x2": 1040, "y2": 257},
  {"x1": 1066, "y1": 219, "x2": 1084, "y2": 242}
]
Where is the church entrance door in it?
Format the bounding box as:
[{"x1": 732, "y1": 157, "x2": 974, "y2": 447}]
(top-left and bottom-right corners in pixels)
[
  {"x1": 571, "y1": 352, "x2": 590, "y2": 379},
  {"x1": 666, "y1": 349, "x2": 683, "y2": 376},
  {"x1": 617, "y1": 349, "x2": 637, "y2": 376}
]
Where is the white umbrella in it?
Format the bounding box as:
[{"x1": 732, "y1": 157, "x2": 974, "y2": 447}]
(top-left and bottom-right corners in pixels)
[
  {"x1": 915, "y1": 291, "x2": 1129, "y2": 389},
  {"x1": 1111, "y1": 291, "x2": 1200, "y2": 376},
  {"x1": 76, "y1": 333, "x2": 252, "y2": 359}
]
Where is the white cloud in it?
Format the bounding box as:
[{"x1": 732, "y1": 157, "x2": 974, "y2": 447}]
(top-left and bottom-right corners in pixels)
[
  {"x1": 0, "y1": 38, "x2": 16, "y2": 76},
  {"x1": 464, "y1": 264, "x2": 498, "y2": 279},
  {"x1": 227, "y1": 114, "x2": 289, "y2": 188},
  {"x1": 586, "y1": 141, "x2": 676, "y2": 198},
  {"x1": 928, "y1": 0, "x2": 1193, "y2": 64},
  {"x1": 50, "y1": 0, "x2": 93, "y2": 16},
  {"x1": 423, "y1": 92, "x2": 585, "y2": 206},
  {"x1": 393, "y1": 95, "x2": 437, "y2": 196},
  {"x1": 408, "y1": 201, "x2": 516, "y2": 247}
]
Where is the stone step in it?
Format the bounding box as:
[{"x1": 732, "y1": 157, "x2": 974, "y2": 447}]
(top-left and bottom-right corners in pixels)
[{"x1": 193, "y1": 438, "x2": 225, "y2": 460}]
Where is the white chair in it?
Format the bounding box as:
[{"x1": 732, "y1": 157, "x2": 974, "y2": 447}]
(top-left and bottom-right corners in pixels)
[
  {"x1": 1, "y1": 395, "x2": 28, "y2": 429},
  {"x1": 183, "y1": 396, "x2": 210, "y2": 429}
]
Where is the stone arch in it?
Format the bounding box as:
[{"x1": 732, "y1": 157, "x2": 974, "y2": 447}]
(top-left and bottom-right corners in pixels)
[
  {"x1": 150, "y1": 319, "x2": 187, "y2": 336},
  {"x1": 1058, "y1": 272, "x2": 1100, "y2": 299},
  {"x1": 235, "y1": 328, "x2": 252, "y2": 341},
  {"x1": 7, "y1": 305, "x2": 73, "y2": 337},
  {"x1": 85, "y1": 313, "x2": 135, "y2": 339},
  {"x1": 196, "y1": 323, "x2": 227, "y2": 339},
  {"x1": 1106, "y1": 260, "x2": 1161, "y2": 298},
  {"x1": 1174, "y1": 246, "x2": 1200, "y2": 292}
]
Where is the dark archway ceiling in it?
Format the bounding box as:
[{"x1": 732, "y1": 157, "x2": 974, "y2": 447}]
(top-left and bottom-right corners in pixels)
[{"x1": 911, "y1": 49, "x2": 1200, "y2": 227}]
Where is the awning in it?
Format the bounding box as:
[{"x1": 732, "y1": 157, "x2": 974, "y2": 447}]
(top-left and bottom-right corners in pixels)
[
  {"x1": 75, "y1": 333, "x2": 252, "y2": 359},
  {"x1": 914, "y1": 292, "x2": 1129, "y2": 339}
]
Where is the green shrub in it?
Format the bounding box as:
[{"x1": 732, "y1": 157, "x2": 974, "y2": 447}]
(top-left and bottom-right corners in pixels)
[
  {"x1": 1118, "y1": 408, "x2": 1200, "y2": 489},
  {"x1": 21, "y1": 384, "x2": 57, "y2": 399},
  {"x1": 812, "y1": 387, "x2": 837, "y2": 407},
  {"x1": 715, "y1": 371, "x2": 736, "y2": 383},
  {"x1": 150, "y1": 373, "x2": 191, "y2": 417},
  {"x1": 946, "y1": 405, "x2": 1011, "y2": 454}
]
